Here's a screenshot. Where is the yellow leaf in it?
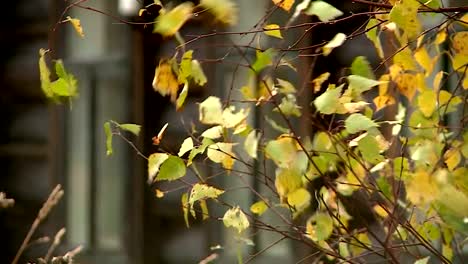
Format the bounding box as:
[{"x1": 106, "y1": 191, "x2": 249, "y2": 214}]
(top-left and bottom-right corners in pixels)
[
  {"x1": 272, "y1": 0, "x2": 295, "y2": 12},
  {"x1": 207, "y1": 142, "x2": 236, "y2": 170},
  {"x1": 395, "y1": 73, "x2": 417, "y2": 101},
  {"x1": 435, "y1": 30, "x2": 447, "y2": 45},
  {"x1": 181, "y1": 193, "x2": 190, "y2": 227},
  {"x1": 433, "y1": 71, "x2": 444, "y2": 91},
  {"x1": 200, "y1": 0, "x2": 238, "y2": 25},
  {"x1": 263, "y1": 24, "x2": 283, "y2": 39},
  {"x1": 394, "y1": 47, "x2": 417, "y2": 71},
  {"x1": 343, "y1": 101, "x2": 369, "y2": 113},
  {"x1": 373, "y1": 204, "x2": 388, "y2": 218},
  {"x1": 451, "y1": 54, "x2": 468, "y2": 72},
  {"x1": 201, "y1": 125, "x2": 223, "y2": 139},
  {"x1": 189, "y1": 183, "x2": 224, "y2": 210},
  {"x1": 199, "y1": 96, "x2": 223, "y2": 125},
  {"x1": 378, "y1": 74, "x2": 390, "y2": 95},
  {"x1": 417, "y1": 90, "x2": 436, "y2": 117},
  {"x1": 152, "y1": 60, "x2": 179, "y2": 102},
  {"x1": 250, "y1": 201, "x2": 268, "y2": 216},
  {"x1": 244, "y1": 130, "x2": 259, "y2": 159},
  {"x1": 275, "y1": 168, "x2": 303, "y2": 202},
  {"x1": 389, "y1": 0, "x2": 421, "y2": 39},
  {"x1": 452, "y1": 31, "x2": 468, "y2": 55},
  {"x1": 458, "y1": 13, "x2": 468, "y2": 27},
  {"x1": 222, "y1": 106, "x2": 249, "y2": 128},
  {"x1": 463, "y1": 74, "x2": 468, "y2": 90},
  {"x1": 312, "y1": 72, "x2": 330, "y2": 93},
  {"x1": 407, "y1": 170, "x2": 439, "y2": 206},
  {"x1": 223, "y1": 206, "x2": 249, "y2": 233},
  {"x1": 414, "y1": 47, "x2": 434, "y2": 75},
  {"x1": 200, "y1": 200, "x2": 209, "y2": 220},
  {"x1": 155, "y1": 189, "x2": 165, "y2": 198},
  {"x1": 153, "y1": 2, "x2": 193, "y2": 37},
  {"x1": 287, "y1": 188, "x2": 311, "y2": 217},
  {"x1": 444, "y1": 148, "x2": 461, "y2": 171},
  {"x1": 66, "y1": 16, "x2": 84, "y2": 38},
  {"x1": 178, "y1": 137, "x2": 194, "y2": 157}
]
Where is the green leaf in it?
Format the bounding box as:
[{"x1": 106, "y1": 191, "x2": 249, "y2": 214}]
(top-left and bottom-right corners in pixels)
[
  {"x1": 276, "y1": 78, "x2": 296, "y2": 94},
  {"x1": 347, "y1": 75, "x2": 381, "y2": 98},
  {"x1": 275, "y1": 168, "x2": 303, "y2": 200},
  {"x1": 274, "y1": 94, "x2": 301, "y2": 117},
  {"x1": 154, "y1": 2, "x2": 193, "y2": 37},
  {"x1": 305, "y1": 1, "x2": 343, "y2": 22},
  {"x1": 191, "y1": 60, "x2": 207, "y2": 86},
  {"x1": 119, "y1": 123, "x2": 141, "y2": 136},
  {"x1": 345, "y1": 113, "x2": 378, "y2": 134},
  {"x1": 200, "y1": 0, "x2": 238, "y2": 25},
  {"x1": 181, "y1": 193, "x2": 190, "y2": 227},
  {"x1": 223, "y1": 206, "x2": 249, "y2": 233},
  {"x1": 188, "y1": 137, "x2": 214, "y2": 165},
  {"x1": 178, "y1": 50, "x2": 193, "y2": 84},
  {"x1": 199, "y1": 96, "x2": 223, "y2": 124},
  {"x1": 252, "y1": 48, "x2": 277, "y2": 73},
  {"x1": 313, "y1": 85, "x2": 342, "y2": 114},
  {"x1": 250, "y1": 201, "x2": 268, "y2": 216},
  {"x1": 265, "y1": 137, "x2": 297, "y2": 168},
  {"x1": 244, "y1": 130, "x2": 259, "y2": 159},
  {"x1": 265, "y1": 116, "x2": 290, "y2": 134},
  {"x1": 104, "y1": 122, "x2": 113, "y2": 156},
  {"x1": 156, "y1": 155, "x2": 186, "y2": 181},
  {"x1": 323, "y1": 33, "x2": 346, "y2": 56},
  {"x1": 358, "y1": 135, "x2": 384, "y2": 163},
  {"x1": 176, "y1": 82, "x2": 189, "y2": 111},
  {"x1": 306, "y1": 212, "x2": 333, "y2": 241},
  {"x1": 263, "y1": 24, "x2": 283, "y2": 39},
  {"x1": 39, "y1": 49, "x2": 53, "y2": 98},
  {"x1": 351, "y1": 56, "x2": 375, "y2": 80},
  {"x1": 53, "y1": 60, "x2": 78, "y2": 96},
  {"x1": 389, "y1": 0, "x2": 421, "y2": 39},
  {"x1": 189, "y1": 183, "x2": 224, "y2": 209},
  {"x1": 199, "y1": 200, "x2": 210, "y2": 220},
  {"x1": 148, "y1": 153, "x2": 169, "y2": 183}
]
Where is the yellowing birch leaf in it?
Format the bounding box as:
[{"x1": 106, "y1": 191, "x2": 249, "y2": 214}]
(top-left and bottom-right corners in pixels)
[
  {"x1": 275, "y1": 168, "x2": 303, "y2": 202},
  {"x1": 223, "y1": 206, "x2": 249, "y2": 233},
  {"x1": 373, "y1": 94, "x2": 396, "y2": 111},
  {"x1": 306, "y1": 212, "x2": 333, "y2": 241},
  {"x1": 199, "y1": 96, "x2": 223, "y2": 124},
  {"x1": 366, "y1": 19, "x2": 384, "y2": 58},
  {"x1": 312, "y1": 72, "x2": 330, "y2": 93},
  {"x1": 148, "y1": 153, "x2": 169, "y2": 183},
  {"x1": 407, "y1": 170, "x2": 439, "y2": 206},
  {"x1": 178, "y1": 50, "x2": 193, "y2": 84},
  {"x1": 323, "y1": 33, "x2": 346, "y2": 56},
  {"x1": 433, "y1": 71, "x2": 444, "y2": 91},
  {"x1": 156, "y1": 155, "x2": 186, "y2": 181},
  {"x1": 39, "y1": 49, "x2": 53, "y2": 98},
  {"x1": 287, "y1": 188, "x2": 311, "y2": 217},
  {"x1": 201, "y1": 0, "x2": 238, "y2": 25},
  {"x1": 389, "y1": 0, "x2": 421, "y2": 39},
  {"x1": 176, "y1": 82, "x2": 189, "y2": 110},
  {"x1": 201, "y1": 125, "x2": 223, "y2": 139},
  {"x1": 452, "y1": 31, "x2": 468, "y2": 55},
  {"x1": 345, "y1": 113, "x2": 378, "y2": 134},
  {"x1": 178, "y1": 137, "x2": 194, "y2": 157},
  {"x1": 313, "y1": 84, "x2": 342, "y2": 114},
  {"x1": 417, "y1": 90, "x2": 436, "y2": 117},
  {"x1": 394, "y1": 47, "x2": 417, "y2": 71},
  {"x1": 181, "y1": 193, "x2": 190, "y2": 227},
  {"x1": 222, "y1": 106, "x2": 248, "y2": 128},
  {"x1": 444, "y1": 148, "x2": 461, "y2": 171},
  {"x1": 451, "y1": 54, "x2": 468, "y2": 72},
  {"x1": 265, "y1": 137, "x2": 298, "y2": 168},
  {"x1": 207, "y1": 142, "x2": 236, "y2": 170},
  {"x1": 272, "y1": 0, "x2": 294, "y2": 12},
  {"x1": 458, "y1": 13, "x2": 468, "y2": 27},
  {"x1": 435, "y1": 30, "x2": 447, "y2": 45},
  {"x1": 152, "y1": 60, "x2": 179, "y2": 102},
  {"x1": 153, "y1": 2, "x2": 193, "y2": 37},
  {"x1": 250, "y1": 201, "x2": 268, "y2": 216},
  {"x1": 343, "y1": 102, "x2": 369, "y2": 113},
  {"x1": 200, "y1": 200, "x2": 210, "y2": 220},
  {"x1": 263, "y1": 24, "x2": 283, "y2": 39},
  {"x1": 66, "y1": 16, "x2": 84, "y2": 38},
  {"x1": 191, "y1": 60, "x2": 207, "y2": 86},
  {"x1": 395, "y1": 73, "x2": 417, "y2": 101},
  {"x1": 276, "y1": 78, "x2": 296, "y2": 94},
  {"x1": 119, "y1": 123, "x2": 141, "y2": 136},
  {"x1": 189, "y1": 183, "x2": 224, "y2": 210},
  {"x1": 155, "y1": 189, "x2": 165, "y2": 198}
]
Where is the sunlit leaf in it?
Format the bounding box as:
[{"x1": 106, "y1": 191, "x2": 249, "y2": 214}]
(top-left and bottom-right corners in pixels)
[
  {"x1": 207, "y1": 142, "x2": 236, "y2": 170},
  {"x1": 263, "y1": 24, "x2": 283, "y2": 39},
  {"x1": 119, "y1": 123, "x2": 141, "y2": 136},
  {"x1": 435, "y1": 185, "x2": 468, "y2": 234},
  {"x1": 452, "y1": 31, "x2": 468, "y2": 55},
  {"x1": 389, "y1": 0, "x2": 421, "y2": 39},
  {"x1": 200, "y1": 200, "x2": 210, "y2": 220},
  {"x1": 191, "y1": 60, "x2": 207, "y2": 86},
  {"x1": 223, "y1": 206, "x2": 249, "y2": 233},
  {"x1": 306, "y1": 212, "x2": 333, "y2": 241},
  {"x1": 358, "y1": 134, "x2": 384, "y2": 164},
  {"x1": 265, "y1": 136, "x2": 298, "y2": 168},
  {"x1": 178, "y1": 137, "x2": 194, "y2": 157},
  {"x1": 148, "y1": 153, "x2": 169, "y2": 183},
  {"x1": 373, "y1": 94, "x2": 396, "y2": 112},
  {"x1": 189, "y1": 183, "x2": 224, "y2": 210},
  {"x1": 394, "y1": 73, "x2": 417, "y2": 101},
  {"x1": 407, "y1": 170, "x2": 439, "y2": 206},
  {"x1": 305, "y1": 1, "x2": 343, "y2": 22},
  {"x1": 222, "y1": 106, "x2": 249, "y2": 128},
  {"x1": 201, "y1": 125, "x2": 223, "y2": 139},
  {"x1": 275, "y1": 168, "x2": 303, "y2": 202},
  {"x1": 351, "y1": 56, "x2": 375, "y2": 80},
  {"x1": 250, "y1": 201, "x2": 268, "y2": 216},
  {"x1": 39, "y1": 49, "x2": 53, "y2": 98},
  {"x1": 188, "y1": 138, "x2": 213, "y2": 165},
  {"x1": 275, "y1": 94, "x2": 301, "y2": 117},
  {"x1": 287, "y1": 188, "x2": 311, "y2": 217},
  {"x1": 152, "y1": 60, "x2": 179, "y2": 102},
  {"x1": 178, "y1": 50, "x2": 193, "y2": 84},
  {"x1": 155, "y1": 155, "x2": 186, "y2": 181},
  {"x1": 414, "y1": 47, "x2": 434, "y2": 75},
  {"x1": 272, "y1": 0, "x2": 295, "y2": 12},
  {"x1": 265, "y1": 116, "x2": 290, "y2": 134},
  {"x1": 66, "y1": 16, "x2": 84, "y2": 38},
  {"x1": 153, "y1": 2, "x2": 193, "y2": 37},
  {"x1": 394, "y1": 47, "x2": 417, "y2": 71},
  {"x1": 414, "y1": 256, "x2": 430, "y2": 264},
  {"x1": 417, "y1": 90, "x2": 436, "y2": 117},
  {"x1": 343, "y1": 101, "x2": 369, "y2": 113},
  {"x1": 176, "y1": 82, "x2": 189, "y2": 111},
  {"x1": 347, "y1": 75, "x2": 381, "y2": 98},
  {"x1": 252, "y1": 48, "x2": 277, "y2": 73},
  {"x1": 313, "y1": 84, "x2": 342, "y2": 114},
  {"x1": 444, "y1": 148, "x2": 461, "y2": 171},
  {"x1": 433, "y1": 71, "x2": 444, "y2": 91},
  {"x1": 199, "y1": 96, "x2": 223, "y2": 124},
  {"x1": 345, "y1": 113, "x2": 378, "y2": 134},
  {"x1": 276, "y1": 78, "x2": 296, "y2": 94},
  {"x1": 323, "y1": 33, "x2": 346, "y2": 56},
  {"x1": 104, "y1": 122, "x2": 113, "y2": 156},
  {"x1": 200, "y1": 0, "x2": 238, "y2": 25},
  {"x1": 244, "y1": 130, "x2": 259, "y2": 159}
]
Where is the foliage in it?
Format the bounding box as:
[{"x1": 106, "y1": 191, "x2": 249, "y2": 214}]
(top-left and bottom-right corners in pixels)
[{"x1": 42, "y1": 0, "x2": 468, "y2": 263}]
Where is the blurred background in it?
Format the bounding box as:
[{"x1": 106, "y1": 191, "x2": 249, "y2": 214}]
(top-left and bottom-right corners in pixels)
[{"x1": 0, "y1": 0, "x2": 465, "y2": 263}]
